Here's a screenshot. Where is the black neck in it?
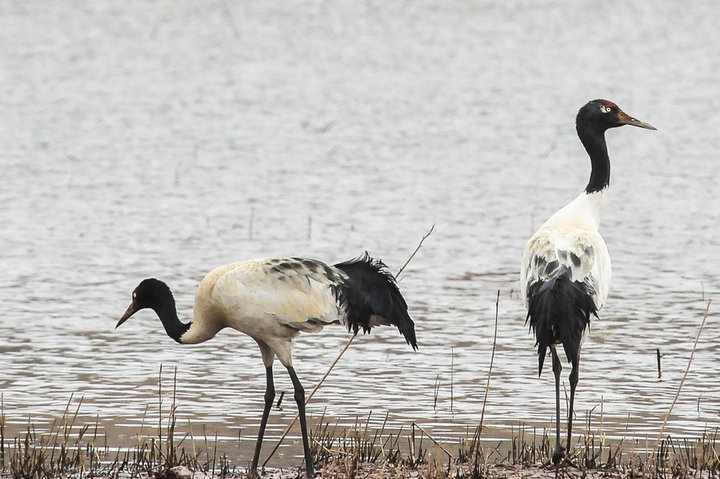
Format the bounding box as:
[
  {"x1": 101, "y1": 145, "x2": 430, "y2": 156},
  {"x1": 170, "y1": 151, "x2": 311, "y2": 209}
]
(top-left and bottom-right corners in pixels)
[
  {"x1": 577, "y1": 122, "x2": 611, "y2": 194},
  {"x1": 154, "y1": 301, "x2": 191, "y2": 344}
]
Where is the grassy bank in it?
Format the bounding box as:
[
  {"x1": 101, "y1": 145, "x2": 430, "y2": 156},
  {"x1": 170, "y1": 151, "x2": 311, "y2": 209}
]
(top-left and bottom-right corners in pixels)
[{"x1": 1, "y1": 394, "x2": 718, "y2": 479}]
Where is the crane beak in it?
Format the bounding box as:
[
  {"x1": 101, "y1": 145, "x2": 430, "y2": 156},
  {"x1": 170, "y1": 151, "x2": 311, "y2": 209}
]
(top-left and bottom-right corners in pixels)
[
  {"x1": 617, "y1": 110, "x2": 657, "y2": 130},
  {"x1": 117, "y1": 302, "x2": 138, "y2": 328}
]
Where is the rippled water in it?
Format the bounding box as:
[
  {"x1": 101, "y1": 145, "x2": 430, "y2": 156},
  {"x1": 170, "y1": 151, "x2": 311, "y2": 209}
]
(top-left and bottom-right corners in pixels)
[{"x1": 1, "y1": 0, "x2": 719, "y2": 470}]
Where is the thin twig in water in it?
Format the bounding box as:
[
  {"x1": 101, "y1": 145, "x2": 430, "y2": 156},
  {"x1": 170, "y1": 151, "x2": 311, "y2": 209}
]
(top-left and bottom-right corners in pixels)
[
  {"x1": 395, "y1": 224, "x2": 435, "y2": 281},
  {"x1": 651, "y1": 299, "x2": 712, "y2": 459},
  {"x1": 158, "y1": 364, "x2": 163, "y2": 451},
  {"x1": 262, "y1": 225, "x2": 435, "y2": 467},
  {"x1": 475, "y1": 290, "x2": 500, "y2": 444},
  {"x1": 451, "y1": 347, "x2": 455, "y2": 414},
  {"x1": 0, "y1": 393, "x2": 5, "y2": 467},
  {"x1": 433, "y1": 375, "x2": 441, "y2": 413}
]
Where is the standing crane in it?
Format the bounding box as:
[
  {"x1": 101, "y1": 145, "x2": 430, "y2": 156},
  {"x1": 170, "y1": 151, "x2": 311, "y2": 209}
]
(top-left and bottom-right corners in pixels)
[
  {"x1": 521, "y1": 99, "x2": 655, "y2": 464},
  {"x1": 117, "y1": 252, "x2": 417, "y2": 477}
]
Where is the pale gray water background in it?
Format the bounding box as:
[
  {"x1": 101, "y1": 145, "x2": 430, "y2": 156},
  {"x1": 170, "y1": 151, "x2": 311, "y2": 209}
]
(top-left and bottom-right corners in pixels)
[{"x1": 1, "y1": 0, "x2": 719, "y2": 469}]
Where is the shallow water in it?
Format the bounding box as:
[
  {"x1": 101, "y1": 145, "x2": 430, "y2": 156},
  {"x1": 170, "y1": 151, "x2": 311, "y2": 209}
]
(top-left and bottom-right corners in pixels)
[{"x1": 1, "y1": 0, "x2": 719, "y2": 469}]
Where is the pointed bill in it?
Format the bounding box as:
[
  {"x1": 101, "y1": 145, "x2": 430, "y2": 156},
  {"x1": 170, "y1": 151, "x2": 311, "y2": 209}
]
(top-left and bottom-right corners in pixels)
[
  {"x1": 117, "y1": 302, "x2": 138, "y2": 328},
  {"x1": 617, "y1": 110, "x2": 657, "y2": 130}
]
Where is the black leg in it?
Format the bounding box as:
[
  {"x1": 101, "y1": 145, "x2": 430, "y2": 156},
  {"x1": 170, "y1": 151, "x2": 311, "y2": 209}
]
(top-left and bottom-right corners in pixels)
[
  {"x1": 567, "y1": 354, "x2": 580, "y2": 456},
  {"x1": 251, "y1": 365, "x2": 275, "y2": 477},
  {"x1": 287, "y1": 366, "x2": 314, "y2": 477},
  {"x1": 550, "y1": 345, "x2": 565, "y2": 464}
]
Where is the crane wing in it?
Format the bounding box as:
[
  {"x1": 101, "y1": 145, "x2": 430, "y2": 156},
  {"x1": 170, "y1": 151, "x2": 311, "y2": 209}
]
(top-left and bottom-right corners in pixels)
[
  {"x1": 212, "y1": 258, "x2": 347, "y2": 334},
  {"x1": 521, "y1": 229, "x2": 610, "y2": 311}
]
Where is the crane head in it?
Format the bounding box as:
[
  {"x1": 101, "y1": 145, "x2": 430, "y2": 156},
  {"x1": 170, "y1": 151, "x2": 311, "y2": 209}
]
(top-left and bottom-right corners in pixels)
[
  {"x1": 579, "y1": 99, "x2": 656, "y2": 131},
  {"x1": 116, "y1": 278, "x2": 171, "y2": 328}
]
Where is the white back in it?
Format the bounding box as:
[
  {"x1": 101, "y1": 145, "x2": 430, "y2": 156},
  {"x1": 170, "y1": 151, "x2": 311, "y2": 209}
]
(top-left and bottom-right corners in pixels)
[
  {"x1": 181, "y1": 258, "x2": 348, "y2": 365},
  {"x1": 521, "y1": 190, "x2": 612, "y2": 311}
]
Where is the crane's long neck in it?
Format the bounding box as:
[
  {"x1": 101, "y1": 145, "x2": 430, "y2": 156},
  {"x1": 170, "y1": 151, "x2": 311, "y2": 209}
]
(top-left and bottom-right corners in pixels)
[
  {"x1": 577, "y1": 123, "x2": 611, "y2": 194},
  {"x1": 154, "y1": 300, "x2": 192, "y2": 344}
]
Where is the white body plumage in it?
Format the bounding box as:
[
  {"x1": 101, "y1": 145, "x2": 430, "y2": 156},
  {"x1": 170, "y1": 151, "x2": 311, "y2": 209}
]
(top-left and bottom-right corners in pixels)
[
  {"x1": 521, "y1": 189, "x2": 612, "y2": 316},
  {"x1": 183, "y1": 257, "x2": 351, "y2": 365}
]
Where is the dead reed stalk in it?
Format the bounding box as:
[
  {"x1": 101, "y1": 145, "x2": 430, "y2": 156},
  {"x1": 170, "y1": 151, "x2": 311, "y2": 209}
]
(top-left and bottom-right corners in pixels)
[
  {"x1": 1, "y1": 393, "x2": 5, "y2": 469},
  {"x1": 651, "y1": 299, "x2": 712, "y2": 461},
  {"x1": 473, "y1": 290, "x2": 501, "y2": 448}
]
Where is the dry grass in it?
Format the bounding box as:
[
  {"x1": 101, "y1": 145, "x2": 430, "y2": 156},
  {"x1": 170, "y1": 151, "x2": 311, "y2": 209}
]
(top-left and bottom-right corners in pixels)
[
  {"x1": 0, "y1": 368, "x2": 233, "y2": 479},
  {"x1": 0, "y1": 389, "x2": 718, "y2": 479}
]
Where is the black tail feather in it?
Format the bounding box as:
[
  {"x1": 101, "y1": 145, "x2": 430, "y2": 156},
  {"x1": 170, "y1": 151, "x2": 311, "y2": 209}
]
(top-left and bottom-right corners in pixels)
[
  {"x1": 526, "y1": 270, "x2": 596, "y2": 376},
  {"x1": 334, "y1": 252, "x2": 418, "y2": 350}
]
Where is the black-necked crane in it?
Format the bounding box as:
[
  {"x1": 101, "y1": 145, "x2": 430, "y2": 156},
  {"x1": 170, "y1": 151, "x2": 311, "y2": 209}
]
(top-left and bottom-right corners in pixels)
[
  {"x1": 521, "y1": 99, "x2": 655, "y2": 464},
  {"x1": 116, "y1": 253, "x2": 417, "y2": 477}
]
